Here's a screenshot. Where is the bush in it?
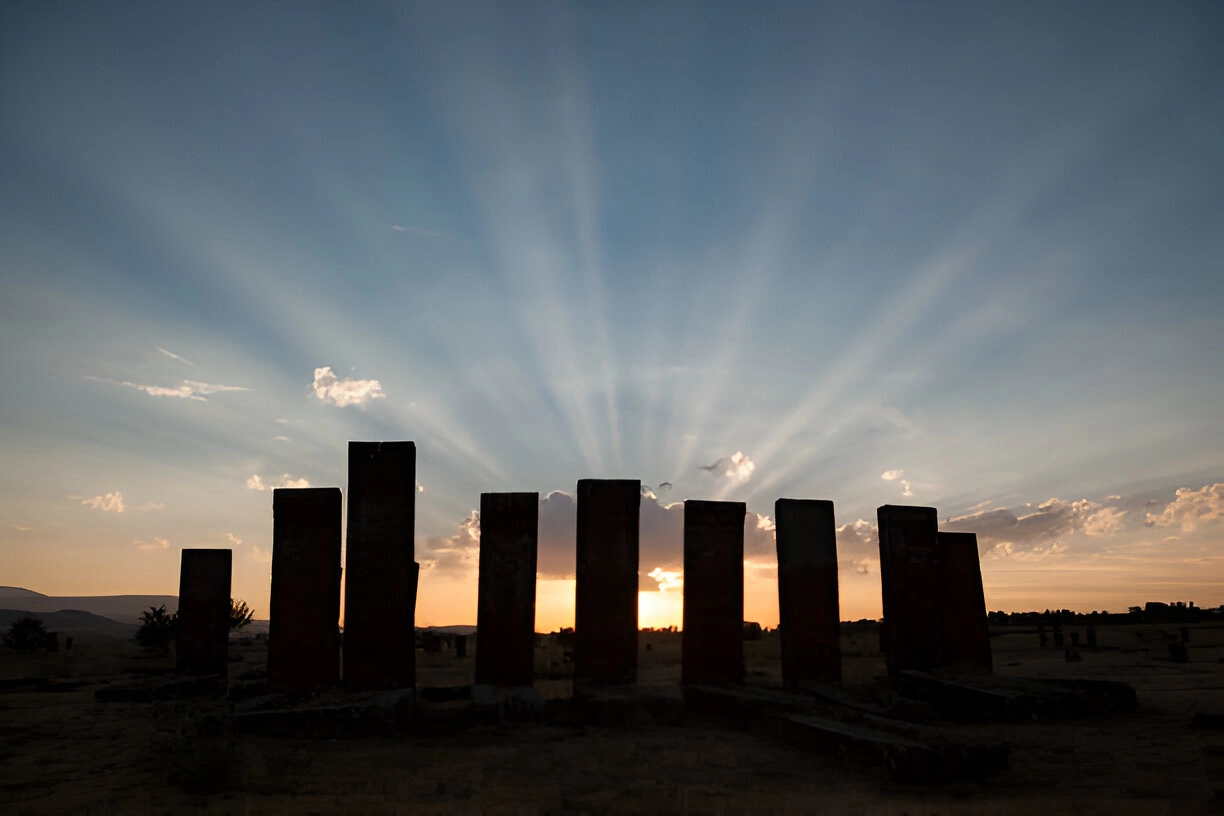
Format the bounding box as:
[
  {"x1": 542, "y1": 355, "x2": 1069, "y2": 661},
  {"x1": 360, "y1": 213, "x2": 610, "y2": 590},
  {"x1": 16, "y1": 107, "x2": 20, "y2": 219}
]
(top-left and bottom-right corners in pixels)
[
  {"x1": 229, "y1": 598, "x2": 254, "y2": 631},
  {"x1": 136, "y1": 605, "x2": 177, "y2": 652},
  {"x1": 4, "y1": 617, "x2": 48, "y2": 653}
]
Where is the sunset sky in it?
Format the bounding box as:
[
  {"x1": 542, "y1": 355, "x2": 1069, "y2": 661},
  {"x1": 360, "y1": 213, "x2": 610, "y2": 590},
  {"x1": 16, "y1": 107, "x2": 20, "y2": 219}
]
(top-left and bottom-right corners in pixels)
[{"x1": 2, "y1": 2, "x2": 1221, "y2": 631}]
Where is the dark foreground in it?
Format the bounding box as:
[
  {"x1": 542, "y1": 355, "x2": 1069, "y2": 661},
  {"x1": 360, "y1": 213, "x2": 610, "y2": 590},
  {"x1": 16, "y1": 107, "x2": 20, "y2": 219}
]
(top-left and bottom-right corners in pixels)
[{"x1": 1, "y1": 624, "x2": 1222, "y2": 814}]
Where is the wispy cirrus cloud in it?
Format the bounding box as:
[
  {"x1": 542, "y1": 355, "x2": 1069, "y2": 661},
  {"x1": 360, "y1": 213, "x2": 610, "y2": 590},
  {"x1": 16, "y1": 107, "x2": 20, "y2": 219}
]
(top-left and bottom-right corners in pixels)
[
  {"x1": 157, "y1": 347, "x2": 196, "y2": 366},
  {"x1": 246, "y1": 474, "x2": 311, "y2": 492},
  {"x1": 312, "y1": 366, "x2": 385, "y2": 407},
  {"x1": 13, "y1": 526, "x2": 32, "y2": 533},
  {"x1": 86, "y1": 376, "x2": 249, "y2": 402},
  {"x1": 225, "y1": 533, "x2": 242, "y2": 546},
  {"x1": 77, "y1": 492, "x2": 125, "y2": 513},
  {"x1": 700, "y1": 451, "x2": 756, "y2": 490}
]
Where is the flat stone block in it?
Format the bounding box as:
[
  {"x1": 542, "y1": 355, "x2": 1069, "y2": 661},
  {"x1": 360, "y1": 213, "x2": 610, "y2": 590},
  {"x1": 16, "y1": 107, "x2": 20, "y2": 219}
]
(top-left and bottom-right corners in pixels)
[
  {"x1": 343, "y1": 441, "x2": 417, "y2": 690},
  {"x1": 269, "y1": 487, "x2": 342, "y2": 693},
  {"x1": 877, "y1": 505, "x2": 940, "y2": 675},
  {"x1": 682, "y1": 500, "x2": 745, "y2": 686},
  {"x1": 574, "y1": 479, "x2": 640, "y2": 686},
  {"x1": 475, "y1": 492, "x2": 538, "y2": 688},
  {"x1": 775, "y1": 498, "x2": 841, "y2": 685},
  {"x1": 177, "y1": 549, "x2": 232, "y2": 678}
]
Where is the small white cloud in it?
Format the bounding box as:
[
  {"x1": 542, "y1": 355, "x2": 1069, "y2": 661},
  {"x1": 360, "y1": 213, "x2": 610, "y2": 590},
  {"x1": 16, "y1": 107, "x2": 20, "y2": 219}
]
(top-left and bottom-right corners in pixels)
[
  {"x1": 700, "y1": 451, "x2": 756, "y2": 487},
  {"x1": 312, "y1": 366, "x2": 386, "y2": 407},
  {"x1": 251, "y1": 545, "x2": 272, "y2": 564},
  {"x1": 417, "y1": 482, "x2": 425, "y2": 493},
  {"x1": 246, "y1": 474, "x2": 311, "y2": 491},
  {"x1": 226, "y1": 533, "x2": 242, "y2": 546},
  {"x1": 881, "y1": 469, "x2": 913, "y2": 497},
  {"x1": 157, "y1": 347, "x2": 196, "y2": 366},
  {"x1": 274, "y1": 436, "x2": 291, "y2": 442},
  {"x1": 80, "y1": 492, "x2": 125, "y2": 513},
  {"x1": 647, "y1": 566, "x2": 683, "y2": 592},
  {"x1": 13, "y1": 526, "x2": 32, "y2": 532},
  {"x1": 87, "y1": 376, "x2": 249, "y2": 402},
  {"x1": 134, "y1": 537, "x2": 169, "y2": 551}
]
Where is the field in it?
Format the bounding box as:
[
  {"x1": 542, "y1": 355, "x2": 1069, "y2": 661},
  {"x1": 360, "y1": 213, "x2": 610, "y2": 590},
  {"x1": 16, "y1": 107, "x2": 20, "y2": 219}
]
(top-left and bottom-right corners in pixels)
[{"x1": 1, "y1": 623, "x2": 1222, "y2": 814}]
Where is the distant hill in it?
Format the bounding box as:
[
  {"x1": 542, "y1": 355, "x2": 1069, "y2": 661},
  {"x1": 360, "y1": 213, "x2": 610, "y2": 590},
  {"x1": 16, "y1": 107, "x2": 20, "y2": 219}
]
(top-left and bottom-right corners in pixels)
[
  {"x1": 0, "y1": 589, "x2": 177, "y2": 625},
  {"x1": 0, "y1": 608, "x2": 137, "y2": 641},
  {"x1": 0, "y1": 586, "x2": 48, "y2": 598}
]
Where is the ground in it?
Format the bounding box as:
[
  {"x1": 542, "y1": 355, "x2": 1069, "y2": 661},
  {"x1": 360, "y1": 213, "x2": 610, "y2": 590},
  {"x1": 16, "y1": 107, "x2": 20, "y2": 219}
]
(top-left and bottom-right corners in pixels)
[{"x1": 1, "y1": 624, "x2": 1221, "y2": 814}]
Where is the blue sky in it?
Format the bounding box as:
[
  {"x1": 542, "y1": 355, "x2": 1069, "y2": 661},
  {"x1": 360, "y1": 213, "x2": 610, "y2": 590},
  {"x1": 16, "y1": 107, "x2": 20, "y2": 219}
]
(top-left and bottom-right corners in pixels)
[{"x1": 2, "y1": 2, "x2": 1221, "y2": 626}]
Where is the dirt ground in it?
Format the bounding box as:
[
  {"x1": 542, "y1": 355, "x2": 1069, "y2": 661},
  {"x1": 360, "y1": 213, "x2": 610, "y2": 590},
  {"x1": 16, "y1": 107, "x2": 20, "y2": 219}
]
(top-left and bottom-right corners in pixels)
[{"x1": 2, "y1": 623, "x2": 1222, "y2": 814}]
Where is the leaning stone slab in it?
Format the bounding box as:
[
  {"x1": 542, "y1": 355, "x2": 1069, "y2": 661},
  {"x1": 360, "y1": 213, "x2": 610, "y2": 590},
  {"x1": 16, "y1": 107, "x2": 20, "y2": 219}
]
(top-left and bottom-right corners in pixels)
[{"x1": 897, "y1": 670, "x2": 1035, "y2": 722}]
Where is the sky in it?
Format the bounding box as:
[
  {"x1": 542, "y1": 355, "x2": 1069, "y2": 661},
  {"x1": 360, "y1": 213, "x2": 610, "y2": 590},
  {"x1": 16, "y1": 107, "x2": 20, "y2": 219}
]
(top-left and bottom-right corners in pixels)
[{"x1": 2, "y1": 1, "x2": 1222, "y2": 631}]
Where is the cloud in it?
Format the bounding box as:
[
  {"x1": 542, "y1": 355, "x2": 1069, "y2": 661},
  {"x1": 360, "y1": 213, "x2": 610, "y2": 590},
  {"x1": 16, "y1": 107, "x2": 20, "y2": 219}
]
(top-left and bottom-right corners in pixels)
[
  {"x1": 87, "y1": 376, "x2": 249, "y2": 402},
  {"x1": 390, "y1": 224, "x2": 450, "y2": 238},
  {"x1": 643, "y1": 567, "x2": 683, "y2": 592},
  {"x1": 251, "y1": 545, "x2": 272, "y2": 565},
  {"x1": 836, "y1": 519, "x2": 877, "y2": 556},
  {"x1": 134, "y1": 537, "x2": 169, "y2": 551},
  {"x1": 142, "y1": 502, "x2": 167, "y2": 511},
  {"x1": 700, "y1": 451, "x2": 756, "y2": 487},
  {"x1": 157, "y1": 347, "x2": 196, "y2": 366},
  {"x1": 418, "y1": 510, "x2": 481, "y2": 573},
  {"x1": 13, "y1": 526, "x2": 32, "y2": 532},
  {"x1": 226, "y1": 533, "x2": 242, "y2": 546},
  {"x1": 79, "y1": 492, "x2": 125, "y2": 513},
  {"x1": 274, "y1": 435, "x2": 291, "y2": 442},
  {"x1": 246, "y1": 474, "x2": 311, "y2": 491},
  {"x1": 944, "y1": 496, "x2": 1129, "y2": 558},
  {"x1": 1145, "y1": 483, "x2": 1224, "y2": 532},
  {"x1": 312, "y1": 366, "x2": 386, "y2": 407},
  {"x1": 881, "y1": 469, "x2": 914, "y2": 498}
]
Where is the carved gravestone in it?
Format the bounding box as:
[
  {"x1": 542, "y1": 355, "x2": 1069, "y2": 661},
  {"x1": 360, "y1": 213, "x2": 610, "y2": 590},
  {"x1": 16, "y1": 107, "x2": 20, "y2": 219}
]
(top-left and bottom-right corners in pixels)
[
  {"x1": 775, "y1": 498, "x2": 841, "y2": 684},
  {"x1": 877, "y1": 505, "x2": 941, "y2": 675},
  {"x1": 574, "y1": 479, "x2": 640, "y2": 686},
  {"x1": 268, "y1": 487, "x2": 342, "y2": 693},
  {"x1": 177, "y1": 548, "x2": 232, "y2": 678},
  {"x1": 475, "y1": 492, "x2": 539, "y2": 688},
  {"x1": 682, "y1": 500, "x2": 745, "y2": 686}
]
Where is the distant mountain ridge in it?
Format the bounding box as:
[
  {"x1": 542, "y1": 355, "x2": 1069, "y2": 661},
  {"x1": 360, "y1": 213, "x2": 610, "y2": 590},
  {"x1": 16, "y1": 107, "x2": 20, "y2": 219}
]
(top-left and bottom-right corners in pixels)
[
  {"x1": 0, "y1": 608, "x2": 137, "y2": 641},
  {"x1": 0, "y1": 588, "x2": 177, "y2": 624},
  {"x1": 0, "y1": 586, "x2": 48, "y2": 598}
]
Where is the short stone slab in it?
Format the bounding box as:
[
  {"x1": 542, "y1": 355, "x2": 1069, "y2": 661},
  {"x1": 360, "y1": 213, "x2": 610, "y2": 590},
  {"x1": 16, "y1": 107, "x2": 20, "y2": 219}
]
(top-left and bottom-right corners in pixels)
[
  {"x1": 684, "y1": 684, "x2": 1008, "y2": 783},
  {"x1": 234, "y1": 688, "x2": 414, "y2": 737},
  {"x1": 898, "y1": 671, "x2": 1035, "y2": 722},
  {"x1": 95, "y1": 675, "x2": 225, "y2": 702},
  {"x1": 903, "y1": 673, "x2": 1139, "y2": 719}
]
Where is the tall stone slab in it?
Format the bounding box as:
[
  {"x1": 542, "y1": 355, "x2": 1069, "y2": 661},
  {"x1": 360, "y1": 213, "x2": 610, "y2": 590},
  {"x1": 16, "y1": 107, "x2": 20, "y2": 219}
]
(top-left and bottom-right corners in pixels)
[
  {"x1": 475, "y1": 492, "x2": 539, "y2": 688},
  {"x1": 937, "y1": 531, "x2": 992, "y2": 673},
  {"x1": 177, "y1": 548, "x2": 232, "y2": 678},
  {"x1": 682, "y1": 500, "x2": 745, "y2": 686},
  {"x1": 877, "y1": 505, "x2": 941, "y2": 676},
  {"x1": 775, "y1": 499, "x2": 842, "y2": 685},
  {"x1": 343, "y1": 441, "x2": 417, "y2": 690},
  {"x1": 574, "y1": 479, "x2": 640, "y2": 686},
  {"x1": 268, "y1": 487, "x2": 343, "y2": 693}
]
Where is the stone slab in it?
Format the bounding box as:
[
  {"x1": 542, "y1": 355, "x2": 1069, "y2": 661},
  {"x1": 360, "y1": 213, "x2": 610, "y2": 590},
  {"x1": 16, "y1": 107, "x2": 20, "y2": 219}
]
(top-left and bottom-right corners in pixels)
[
  {"x1": 937, "y1": 531, "x2": 992, "y2": 672},
  {"x1": 774, "y1": 499, "x2": 841, "y2": 685},
  {"x1": 877, "y1": 505, "x2": 941, "y2": 675},
  {"x1": 475, "y1": 492, "x2": 538, "y2": 688},
  {"x1": 682, "y1": 500, "x2": 745, "y2": 686},
  {"x1": 343, "y1": 441, "x2": 417, "y2": 690},
  {"x1": 268, "y1": 487, "x2": 342, "y2": 693},
  {"x1": 574, "y1": 479, "x2": 640, "y2": 686},
  {"x1": 176, "y1": 549, "x2": 232, "y2": 678}
]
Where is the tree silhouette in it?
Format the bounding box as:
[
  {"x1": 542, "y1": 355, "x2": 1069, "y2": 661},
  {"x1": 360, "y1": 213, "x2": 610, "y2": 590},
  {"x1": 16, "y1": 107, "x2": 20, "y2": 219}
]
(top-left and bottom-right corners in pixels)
[
  {"x1": 135, "y1": 605, "x2": 177, "y2": 652},
  {"x1": 229, "y1": 598, "x2": 254, "y2": 631},
  {"x1": 4, "y1": 617, "x2": 48, "y2": 653}
]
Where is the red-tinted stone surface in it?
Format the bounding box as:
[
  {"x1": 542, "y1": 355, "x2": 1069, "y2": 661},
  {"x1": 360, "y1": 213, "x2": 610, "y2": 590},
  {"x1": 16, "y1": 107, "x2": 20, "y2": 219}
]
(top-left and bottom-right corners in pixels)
[
  {"x1": 268, "y1": 487, "x2": 342, "y2": 693},
  {"x1": 682, "y1": 500, "x2": 745, "y2": 686},
  {"x1": 574, "y1": 479, "x2": 640, "y2": 686},
  {"x1": 475, "y1": 492, "x2": 539, "y2": 687},
  {"x1": 176, "y1": 548, "x2": 232, "y2": 677},
  {"x1": 343, "y1": 441, "x2": 417, "y2": 690},
  {"x1": 877, "y1": 504, "x2": 941, "y2": 676},
  {"x1": 937, "y1": 531, "x2": 993, "y2": 672},
  {"x1": 775, "y1": 498, "x2": 841, "y2": 685}
]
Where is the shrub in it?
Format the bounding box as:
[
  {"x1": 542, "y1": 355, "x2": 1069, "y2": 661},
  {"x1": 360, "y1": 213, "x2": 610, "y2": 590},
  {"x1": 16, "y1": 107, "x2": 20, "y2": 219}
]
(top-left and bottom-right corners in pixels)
[{"x1": 4, "y1": 617, "x2": 48, "y2": 653}]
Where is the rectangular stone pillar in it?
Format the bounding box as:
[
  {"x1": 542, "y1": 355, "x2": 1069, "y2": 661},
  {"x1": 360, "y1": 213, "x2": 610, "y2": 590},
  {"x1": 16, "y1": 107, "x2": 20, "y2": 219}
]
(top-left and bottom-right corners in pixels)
[
  {"x1": 877, "y1": 505, "x2": 941, "y2": 676},
  {"x1": 574, "y1": 479, "x2": 639, "y2": 686},
  {"x1": 475, "y1": 492, "x2": 539, "y2": 688},
  {"x1": 176, "y1": 548, "x2": 232, "y2": 678},
  {"x1": 343, "y1": 441, "x2": 417, "y2": 690},
  {"x1": 937, "y1": 531, "x2": 992, "y2": 673},
  {"x1": 682, "y1": 500, "x2": 745, "y2": 686},
  {"x1": 268, "y1": 487, "x2": 342, "y2": 693},
  {"x1": 775, "y1": 499, "x2": 841, "y2": 685}
]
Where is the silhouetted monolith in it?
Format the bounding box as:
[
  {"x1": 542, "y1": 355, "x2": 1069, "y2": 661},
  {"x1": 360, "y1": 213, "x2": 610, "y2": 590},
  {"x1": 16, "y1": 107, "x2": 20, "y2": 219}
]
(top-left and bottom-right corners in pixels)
[
  {"x1": 343, "y1": 441, "x2": 418, "y2": 690},
  {"x1": 682, "y1": 500, "x2": 745, "y2": 686},
  {"x1": 936, "y1": 531, "x2": 992, "y2": 673},
  {"x1": 574, "y1": 479, "x2": 639, "y2": 686},
  {"x1": 475, "y1": 492, "x2": 539, "y2": 688},
  {"x1": 877, "y1": 505, "x2": 940, "y2": 676},
  {"x1": 775, "y1": 499, "x2": 841, "y2": 685},
  {"x1": 268, "y1": 487, "x2": 342, "y2": 692},
  {"x1": 177, "y1": 548, "x2": 232, "y2": 678}
]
